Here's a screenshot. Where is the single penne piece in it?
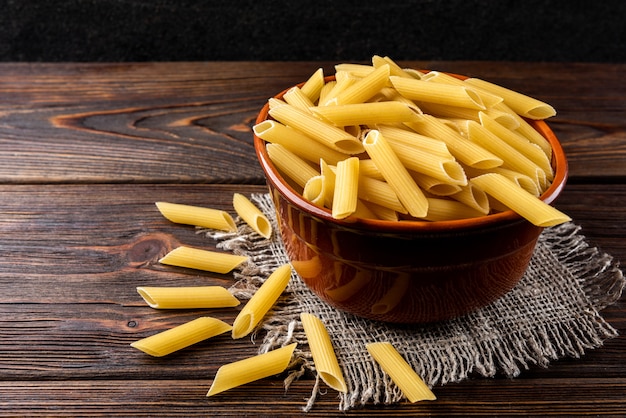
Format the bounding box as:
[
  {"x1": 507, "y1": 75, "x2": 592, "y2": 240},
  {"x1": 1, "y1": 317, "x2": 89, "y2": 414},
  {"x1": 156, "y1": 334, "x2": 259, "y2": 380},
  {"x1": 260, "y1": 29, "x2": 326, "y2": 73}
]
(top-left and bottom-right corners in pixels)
[
  {"x1": 362, "y1": 130, "x2": 428, "y2": 218},
  {"x1": 267, "y1": 97, "x2": 286, "y2": 109},
  {"x1": 266, "y1": 143, "x2": 320, "y2": 189},
  {"x1": 155, "y1": 202, "x2": 236, "y2": 232},
  {"x1": 464, "y1": 77, "x2": 556, "y2": 119},
  {"x1": 358, "y1": 174, "x2": 407, "y2": 214},
  {"x1": 471, "y1": 173, "x2": 571, "y2": 226},
  {"x1": 479, "y1": 112, "x2": 553, "y2": 179},
  {"x1": 358, "y1": 159, "x2": 385, "y2": 180},
  {"x1": 303, "y1": 175, "x2": 325, "y2": 206},
  {"x1": 320, "y1": 159, "x2": 337, "y2": 208},
  {"x1": 232, "y1": 264, "x2": 292, "y2": 339},
  {"x1": 300, "y1": 313, "x2": 347, "y2": 393},
  {"x1": 300, "y1": 68, "x2": 325, "y2": 103},
  {"x1": 422, "y1": 197, "x2": 486, "y2": 221},
  {"x1": 254, "y1": 120, "x2": 345, "y2": 166},
  {"x1": 385, "y1": 139, "x2": 467, "y2": 186},
  {"x1": 332, "y1": 157, "x2": 359, "y2": 219},
  {"x1": 232, "y1": 193, "x2": 272, "y2": 239},
  {"x1": 376, "y1": 124, "x2": 453, "y2": 161},
  {"x1": 466, "y1": 120, "x2": 547, "y2": 190},
  {"x1": 390, "y1": 76, "x2": 485, "y2": 110},
  {"x1": 366, "y1": 342, "x2": 436, "y2": 403},
  {"x1": 137, "y1": 286, "x2": 240, "y2": 309},
  {"x1": 411, "y1": 172, "x2": 463, "y2": 197},
  {"x1": 481, "y1": 107, "x2": 520, "y2": 130},
  {"x1": 362, "y1": 200, "x2": 400, "y2": 221},
  {"x1": 334, "y1": 63, "x2": 375, "y2": 77},
  {"x1": 207, "y1": 342, "x2": 297, "y2": 397},
  {"x1": 159, "y1": 246, "x2": 248, "y2": 274},
  {"x1": 311, "y1": 102, "x2": 421, "y2": 127},
  {"x1": 406, "y1": 115, "x2": 503, "y2": 169},
  {"x1": 282, "y1": 86, "x2": 316, "y2": 111},
  {"x1": 422, "y1": 71, "x2": 503, "y2": 107},
  {"x1": 449, "y1": 182, "x2": 490, "y2": 214},
  {"x1": 467, "y1": 166, "x2": 540, "y2": 196},
  {"x1": 327, "y1": 64, "x2": 390, "y2": 106},
  {"x1": 268, "y1": 103, "x2": 364, "y2": 154},
  {"x1": 131, "y1": 317, "x2": 232, "y2": 357}
]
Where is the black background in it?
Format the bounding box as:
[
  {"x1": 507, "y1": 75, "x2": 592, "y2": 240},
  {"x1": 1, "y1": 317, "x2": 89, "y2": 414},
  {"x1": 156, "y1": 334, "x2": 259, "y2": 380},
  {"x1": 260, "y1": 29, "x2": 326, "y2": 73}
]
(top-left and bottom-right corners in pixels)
[{"x1": 1, "y1": 0, "x2": 624, "y2": 62}]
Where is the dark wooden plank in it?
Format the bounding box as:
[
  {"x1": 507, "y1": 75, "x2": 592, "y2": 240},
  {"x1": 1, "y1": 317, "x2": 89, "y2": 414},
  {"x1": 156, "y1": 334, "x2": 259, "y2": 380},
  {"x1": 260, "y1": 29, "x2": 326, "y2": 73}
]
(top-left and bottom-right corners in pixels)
[
  {"x1": 0, "y1": 62, "x2": 624, "y2": 184},
  {"x1": 0, "y1": 378, "x2": 624, "y2": 417}
]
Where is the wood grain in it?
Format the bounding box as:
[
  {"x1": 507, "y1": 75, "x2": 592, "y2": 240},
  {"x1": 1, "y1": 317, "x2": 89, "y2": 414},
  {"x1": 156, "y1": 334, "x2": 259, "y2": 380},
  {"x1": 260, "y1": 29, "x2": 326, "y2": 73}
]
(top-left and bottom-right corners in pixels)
[{"x1": 0, "y1": 62, "x2": 624, "y2": 416}]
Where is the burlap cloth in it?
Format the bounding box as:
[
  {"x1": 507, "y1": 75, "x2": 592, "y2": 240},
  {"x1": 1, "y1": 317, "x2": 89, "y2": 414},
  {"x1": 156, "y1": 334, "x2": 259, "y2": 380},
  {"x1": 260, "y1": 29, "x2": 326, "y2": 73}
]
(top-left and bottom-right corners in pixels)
[{"x1": 203, "y1": 193, "x2": 625, "y2": 412}]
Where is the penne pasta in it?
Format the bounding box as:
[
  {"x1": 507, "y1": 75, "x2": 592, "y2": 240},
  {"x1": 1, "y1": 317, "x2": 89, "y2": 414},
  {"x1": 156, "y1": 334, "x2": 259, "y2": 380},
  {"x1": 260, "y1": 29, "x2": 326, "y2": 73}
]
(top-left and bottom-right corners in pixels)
[
  {"x1": 411, "y1": 172, "x2": 463, "y2": 197},
  {"x1": 358, "y1": 174, "x2": 407, "y2": 214},
  {"x1": 300, "y1": 68, "x2": 325, "y2": 103},
  {"x1": 311, "y1": 101, "x2": 421, "y2": 127},
  {"x1": 131, "y1": 316, "x2": 232, "y2": 357},
  {"x1": 136, "y1": 286, "x2": 240, "y2": 309},
  {"x1": 376, "y1": 124, "x2": 454, "y2": 161},
  {"x1": 303, "y1": 175, "x2": 325, "y2": 206},
  {"x1": 282, "y1": 86, "x2": 316, "y2": 111},
  {"x1": 366, "y1": 342, "x2": 436, "y2": 403},
  {"x1": 464, "y1": 77, "x2": 556, "y2": 119},
  {"x1": 232, "y1": 264, "x2": 292, "y2": 339},
  {"x1": 233, "y1": 193, "x2": 272, "y2": 239},
  {"x1": 300, "y1": 313, "x2": 347, "y2": 393},
  {"x1": 362, "y1": 130, "x2": 428, "y2": 218},
  {"x1": 471, "y1": 173, "x2": 571, "y2": 226},
  {"x1": 422, "y1": 197, "x2": 486, "y2": 221},
  {"x1": 254, "y1": 120, "x2": 345, "y2": 166},
  {"x1": 326, "y1": 64, "x2": 390, "y2": 106},
  {"x1": 332, "y1": 157, "x2": 359, "y2": 219},
  {"x1": 159, "y1": 246, "x2": 248, "y2": 274},
  {"x1": 390, "y1": 76, "x2": 485, "y2": 110},
  {"x1": 268, "y1": 103, "x2": 364, "y2": 154},
  {"x1": 372, "y1": 55, "x2": 415, "y2": 79},
  {"x1": 155, "y1": 202, "x2": 236, "y2": 232},
  {"x1": 266, "y1": 143, "x2": 320, "y2": 189},
  {"x1": 207, "y1": 343, "x2": 297, "y2": 397},
  {"x1": 406, "y1": 115, "x2": 503, "y2": 169}
]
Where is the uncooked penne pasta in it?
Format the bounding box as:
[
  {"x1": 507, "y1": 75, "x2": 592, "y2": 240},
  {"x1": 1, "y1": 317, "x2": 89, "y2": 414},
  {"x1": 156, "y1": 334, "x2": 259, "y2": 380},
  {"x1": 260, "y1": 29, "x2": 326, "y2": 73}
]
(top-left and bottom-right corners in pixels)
[
  {"x1": 366, "y1": 342, "x2": 436, "y2": 403},
  {"x1": 131, "y1": 317, "x2": 231, "y2": 357},
  {"x1": 269, "y1": 103, "x2": 364, "y2": 154},
  {"x1": 254, "y1": 120, "x2": 345, "y2": 166},
  {"x1": 372, "y1": 55, "x2": 415, "y2": 79},
  {"x1": 266, "y1": 143, "x2": 319, "y2": 189},
  {"x1": 390, "y1": 76, "x2": 485, "y2": 110},
  {"x1": 232, "y1": 264, "x2": 292, "y2": 339},
  {"x1": 332, "y1": 157, "x2": 359, "y2": 219},
  {"x1": 300, "y1": 313, "x2": 347, "y2": 393},
  {"x1": 159, "y1": 246, "x2": 248, "y2": 274},
  {"x1": 136, "y1": 286, "x2": 240, "y2": 309},
  {"x1": 283, "y1": 86, "x2": 315, "y2": 111},
  {"x1": 155, "y1": 202, "x2": 236, "y2": 232},
  {"x1": 376, "y1": 124, "x2": 454, "y2": 161},
  {"x1": 299, "y1": 67, "x2": 324, "y2": 103},
  {"x1": 362, "y1": 130, "x2": 428, "y2": 218},
  {"x1": 207, "y1": 342, "x2": 297, "y2": 397},
  {"x1": 327, "y1": 64, "x2": 390, "y2": 106},
  {"x1": 464, "y1": 77, "x2": 556, "y2": 120},
  {"x1": 233, "y1": 193, "x2": 272, "y2": 239},
  {"x1": 406, "y1": 115, "x2": 503, "y2": 169},
  {"x1": 358, "y1": 174, "x2": 407, "y2": 214},
  {"x1": 471, "y1": 173, "x2": 571, "y2": 227},
  {"x1": 422, "y1": 197, "x2": 486, "y2": 222},
  {"x1": 311, "y1": 101, "x2": 421, "y2": 127}
]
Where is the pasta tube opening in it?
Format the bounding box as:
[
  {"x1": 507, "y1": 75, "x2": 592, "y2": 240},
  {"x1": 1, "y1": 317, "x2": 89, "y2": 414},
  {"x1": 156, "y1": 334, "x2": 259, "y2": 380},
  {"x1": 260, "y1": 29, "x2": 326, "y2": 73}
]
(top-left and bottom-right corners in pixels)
[{"x1": 233, "y1": 193, "x2": 272, "y2": 239}]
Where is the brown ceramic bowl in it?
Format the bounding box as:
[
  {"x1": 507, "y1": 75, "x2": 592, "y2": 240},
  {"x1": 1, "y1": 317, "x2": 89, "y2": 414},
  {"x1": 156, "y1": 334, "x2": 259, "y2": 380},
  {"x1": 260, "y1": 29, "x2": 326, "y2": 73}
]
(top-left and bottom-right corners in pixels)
[{"x1": 254, "y1": 73, "x2": 568, "y2": 324}]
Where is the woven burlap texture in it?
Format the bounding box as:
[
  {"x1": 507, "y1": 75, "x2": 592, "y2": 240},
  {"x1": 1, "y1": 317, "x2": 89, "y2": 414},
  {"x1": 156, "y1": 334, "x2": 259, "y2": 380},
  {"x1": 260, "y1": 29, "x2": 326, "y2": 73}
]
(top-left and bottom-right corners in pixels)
[{"x1": 203, "y1": 193, "x2": 624, "y2": 412}]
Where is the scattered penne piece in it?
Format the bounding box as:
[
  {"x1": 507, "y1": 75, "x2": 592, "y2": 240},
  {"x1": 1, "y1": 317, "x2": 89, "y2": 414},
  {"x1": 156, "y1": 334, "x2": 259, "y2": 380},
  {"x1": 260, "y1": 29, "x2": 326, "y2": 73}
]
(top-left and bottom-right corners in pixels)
[
  {"x1": 300, "y1": 313, "x2": 347, "y2": 393},
  {"x1": 366, "y1": 342, "x2": 436, "y2": 403},
  {"x1": 159, "y1": 246, "x2": 248, "y2": 274},
  {"x1": 206, "y1": 343, "x2": 297, "y2": 397},
  {"x1": 233, "y1": 193, "x2": 272, "y2": 239},
  {"x1": 131, "y1": 317, "x2": 232, "y2": 357},
  {"x1": 232, "y1": 264, "x2": 293, "y2": 339},
  {"x1": 155, "y1": 202, "x2": 236, "y2": 232},
  {"x1": 136, "y1": 286, "x2": 240, "y2": 309}
]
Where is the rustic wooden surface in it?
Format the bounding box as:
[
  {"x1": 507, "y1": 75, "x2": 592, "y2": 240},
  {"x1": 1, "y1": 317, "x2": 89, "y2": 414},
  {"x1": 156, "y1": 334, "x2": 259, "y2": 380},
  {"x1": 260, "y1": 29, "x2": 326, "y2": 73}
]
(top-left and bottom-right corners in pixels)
[{"x1": 0, "y1": 61, "x2": 624, "y2": 417}]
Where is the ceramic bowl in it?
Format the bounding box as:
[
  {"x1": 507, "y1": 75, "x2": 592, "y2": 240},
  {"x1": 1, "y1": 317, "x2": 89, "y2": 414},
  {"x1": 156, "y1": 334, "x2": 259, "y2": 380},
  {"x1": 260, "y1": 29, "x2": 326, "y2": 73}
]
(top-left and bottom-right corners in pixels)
[{"x1": 253, "y1": 73, "x2": 568, "y2": 323}]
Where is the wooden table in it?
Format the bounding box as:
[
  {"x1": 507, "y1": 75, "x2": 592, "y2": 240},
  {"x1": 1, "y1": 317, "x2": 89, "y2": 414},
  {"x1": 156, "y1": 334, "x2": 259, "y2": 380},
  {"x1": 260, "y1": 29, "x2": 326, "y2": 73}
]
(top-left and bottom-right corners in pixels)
[{"x1": 1, "y1": 61, "x2": 624, "y2": 416}]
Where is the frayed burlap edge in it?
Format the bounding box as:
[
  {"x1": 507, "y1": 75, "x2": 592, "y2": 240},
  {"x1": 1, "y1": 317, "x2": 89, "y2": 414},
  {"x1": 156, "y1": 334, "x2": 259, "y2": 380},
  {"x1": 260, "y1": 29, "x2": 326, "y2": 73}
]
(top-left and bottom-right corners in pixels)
[{"x1": 201, "y1": 193, "x2": 625, "y2": 412}]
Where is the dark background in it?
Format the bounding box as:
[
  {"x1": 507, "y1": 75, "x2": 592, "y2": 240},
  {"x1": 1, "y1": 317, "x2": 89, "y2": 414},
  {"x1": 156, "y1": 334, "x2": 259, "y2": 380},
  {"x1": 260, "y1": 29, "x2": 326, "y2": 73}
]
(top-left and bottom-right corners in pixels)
[{"x1": 1, "y1": 0, "x2": 625, "y2": 62}]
